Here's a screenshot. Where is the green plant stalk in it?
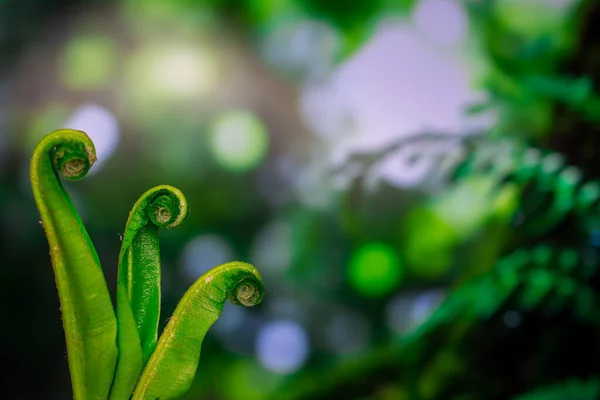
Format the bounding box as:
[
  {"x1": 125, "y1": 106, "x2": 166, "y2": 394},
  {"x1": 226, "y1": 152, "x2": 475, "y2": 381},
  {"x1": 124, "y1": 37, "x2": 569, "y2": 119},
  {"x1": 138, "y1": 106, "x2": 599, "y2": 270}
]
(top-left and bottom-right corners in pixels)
[
  {"x1": 120, "y1": 186, "x2": 188, "y2": 361},
  {"x1": 30, "y1": 129, "x2": 118, "y2": 400},
  {"x1": 110, "y1": 186, "x2": 188, "y2": 400},
  {"x1": 132, "y1": 261, "x2": 264, "y2": 400},
  {"x1": 109, "y1": 284, "x2": 143, "y2": 400}
]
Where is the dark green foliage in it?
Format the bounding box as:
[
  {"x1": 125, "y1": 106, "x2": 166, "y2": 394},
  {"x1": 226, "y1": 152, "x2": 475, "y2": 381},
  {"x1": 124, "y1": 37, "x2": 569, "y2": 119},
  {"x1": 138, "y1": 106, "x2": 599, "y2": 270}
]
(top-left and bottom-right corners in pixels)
[
  {"x1": 452, "y1": 143, "x2": 600, "y2": 244},
  {"x1": 274, "y1": 141, "x2": 600, "y2": 399},
  {"x1": 512, "y1": 379, "x2": 600, "y2": 400},
  {"x1": 407, "y1": 144, "x2": 600, "y2": 398},
  {"x1": 410, "y1": 245, "x2": 600, "y2": 341},
  {"x1": 300, "y1": 0, "x2": 383, "y2": 29}
]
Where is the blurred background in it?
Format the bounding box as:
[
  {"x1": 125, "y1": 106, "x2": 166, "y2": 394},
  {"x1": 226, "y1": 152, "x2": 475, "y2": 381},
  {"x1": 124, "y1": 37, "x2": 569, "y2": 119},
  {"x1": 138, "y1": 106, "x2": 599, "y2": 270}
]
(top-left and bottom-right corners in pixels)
[{"x1": 2, "y1": 0, "x2": 600, "y2": 399}]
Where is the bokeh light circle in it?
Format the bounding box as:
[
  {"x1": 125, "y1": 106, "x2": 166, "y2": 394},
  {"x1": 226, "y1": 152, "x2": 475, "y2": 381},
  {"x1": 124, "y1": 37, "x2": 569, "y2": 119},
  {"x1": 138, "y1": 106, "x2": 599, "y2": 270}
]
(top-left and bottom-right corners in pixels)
[
  {"x1": 324, "y1": 310, "x2": 371, "y2": 355},
  {"x1": 503, "y1": 310, "x2": 522, "y2": 328},
  {"x1": 64, "y1": 104, "x2": 120, "y2": 174},
  {"x1": 209, "y1": 110, "x2": 269, "y2": 173},
  {"x1": 124, "y1": 42, "x2": 220, "y2": 114},
  {"x1": 386, "y1": 289, "x2": 446, "y2": 335},
  {"x1": 348, "y1": 242, "x2": 403, "y2": 297},
  {"x1": 180, "y1": 234, "x2": 234, "y2": 282},
  {"x1": 255, "y1": 320, "x2": 309, "y2": 374},
  {"x1": 250, "y1": 219, "x2": 293, "y2": 276}
]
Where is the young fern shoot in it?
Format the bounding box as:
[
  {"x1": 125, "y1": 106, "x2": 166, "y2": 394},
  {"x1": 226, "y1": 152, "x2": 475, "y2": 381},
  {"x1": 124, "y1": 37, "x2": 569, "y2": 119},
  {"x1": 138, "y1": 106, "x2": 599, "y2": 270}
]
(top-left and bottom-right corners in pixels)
[
  {"x1": 110, "y1": 185, "x2": 189, "y2": 400},
  {"x1": 31, "y1": 129, "x2": 265, "y2": 400},
  {"x1": 30, "y1": 129, "x2": 118, "y2": 400},
  {"x1": 132, "y1": 261, "x2": 264, "y2": 400}
]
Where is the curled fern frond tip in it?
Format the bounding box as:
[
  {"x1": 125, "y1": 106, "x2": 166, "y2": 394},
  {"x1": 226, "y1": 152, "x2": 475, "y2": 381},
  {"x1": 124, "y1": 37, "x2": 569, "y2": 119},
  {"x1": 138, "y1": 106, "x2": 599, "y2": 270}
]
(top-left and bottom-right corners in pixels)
[
  {"x1": 30, "y1": 128, "x2": 116, "y2": 400},
  {"x1": 131, "y1": 260, "x2": 265, "y2": 399},
  {"x1": 43, "y1": 129, "x2": 96, "y2": 181},
  {"x1": 113, "y1": 183, "x2": 190, "y2": 389},
  {"x1": 225, "y1": 262, "x2": 264, "y2": 307},
  {"x1": 147, "y1": 185, "x2": 188, "y2": 228},
  {"x1": 231, "y1": 276, "x2": 264, "y2": 307}
]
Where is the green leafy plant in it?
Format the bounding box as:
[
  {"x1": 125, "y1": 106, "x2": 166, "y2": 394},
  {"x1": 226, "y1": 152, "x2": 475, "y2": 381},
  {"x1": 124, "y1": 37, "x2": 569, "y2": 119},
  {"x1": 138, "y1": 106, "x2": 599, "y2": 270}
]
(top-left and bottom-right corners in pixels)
[
  {"x1": 30, "y1": 129, "x2": 265, "y2": 400},
  {"x1": 271, "y1": 139, "x2": 600, "y2": 399}
]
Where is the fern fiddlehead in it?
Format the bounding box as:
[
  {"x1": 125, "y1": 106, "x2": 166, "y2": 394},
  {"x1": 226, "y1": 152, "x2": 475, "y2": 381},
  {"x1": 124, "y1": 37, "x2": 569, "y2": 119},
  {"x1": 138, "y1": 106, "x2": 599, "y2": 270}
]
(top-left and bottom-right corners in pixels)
[
  {"x1": 31, "y1": 130, "x2": 265, "y2": 400},
  {"x1": 132, "y1": 261, "x2": 264, "y2": 400},
  {"x1": 119, "y1": 185, "x2": 188, "y2": 362},
  {"x1": 110, "y1": 185, "x2": 189, "y2": 400},
  {"x1": 30, "y1": 129, "x2": 118, "y2": 400}
]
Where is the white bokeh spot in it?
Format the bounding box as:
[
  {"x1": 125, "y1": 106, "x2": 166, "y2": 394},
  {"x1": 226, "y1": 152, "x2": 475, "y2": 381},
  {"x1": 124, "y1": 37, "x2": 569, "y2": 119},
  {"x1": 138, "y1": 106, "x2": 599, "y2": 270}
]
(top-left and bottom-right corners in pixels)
[{"x1": 64, "y1": 104, "x2": 120, "y2": 174}]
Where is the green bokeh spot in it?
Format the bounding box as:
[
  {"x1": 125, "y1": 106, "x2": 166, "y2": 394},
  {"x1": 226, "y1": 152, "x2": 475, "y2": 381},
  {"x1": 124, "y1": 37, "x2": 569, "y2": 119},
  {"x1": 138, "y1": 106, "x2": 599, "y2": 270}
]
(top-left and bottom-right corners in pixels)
[
  {"x1": 60, "y1": 35, "x2": 116, "y2": 90},
  {"x1": 348, "y1": 242, "x2": 402, "y2": 297},
  {"x1": 430, "y1": 175, "x2": 496, "y2": 238},
  {"x1": 402, "y1": 206, "x2": 457, "y2": 278},
  {"x1": 491, "y1": 181, "x2": 520, "y2": 222},
  {"x1": 209, "y1": 110, "x2": 269, "y2": 173},
  {"x1": 494, "y1": 0, "x2": 565, "y2": 37}
]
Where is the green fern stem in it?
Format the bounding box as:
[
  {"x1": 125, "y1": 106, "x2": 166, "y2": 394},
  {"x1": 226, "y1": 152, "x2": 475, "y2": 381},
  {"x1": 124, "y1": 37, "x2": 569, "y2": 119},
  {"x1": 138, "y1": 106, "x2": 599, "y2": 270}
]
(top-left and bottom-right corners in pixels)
[
  {"x1": 132, "y1": 261, "x2": 264, "y2": 400},
  {"x1": 110, "y1": 185, "x2": 189, "y2": 400},
  {"x1": 30, "y1": 129, "x2": 118, "y2": 400}
]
